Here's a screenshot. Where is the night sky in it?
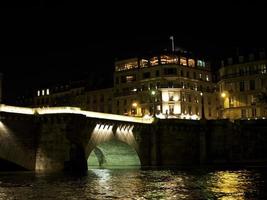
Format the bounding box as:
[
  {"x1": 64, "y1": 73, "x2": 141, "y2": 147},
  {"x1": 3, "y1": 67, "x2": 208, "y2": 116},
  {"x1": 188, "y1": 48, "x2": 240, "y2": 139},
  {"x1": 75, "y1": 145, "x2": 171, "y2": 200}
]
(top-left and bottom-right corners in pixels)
[{"x1": 1, "y1": 1, "x2": 266, "y2": 101}]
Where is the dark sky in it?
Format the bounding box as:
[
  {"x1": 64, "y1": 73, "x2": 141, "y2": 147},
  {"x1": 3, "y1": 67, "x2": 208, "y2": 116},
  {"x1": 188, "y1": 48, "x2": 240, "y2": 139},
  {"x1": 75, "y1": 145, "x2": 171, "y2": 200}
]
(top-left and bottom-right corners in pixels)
[{"x1": 1, "y1": 1, "x2": 266, "y2": 101}]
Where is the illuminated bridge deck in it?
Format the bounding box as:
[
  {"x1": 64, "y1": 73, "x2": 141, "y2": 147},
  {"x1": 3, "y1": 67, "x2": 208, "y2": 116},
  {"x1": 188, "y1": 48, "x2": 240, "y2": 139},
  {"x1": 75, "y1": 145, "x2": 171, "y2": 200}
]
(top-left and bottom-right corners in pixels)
[{"x1": 0, "y1": 104, "x2": 154, "y2": 124}]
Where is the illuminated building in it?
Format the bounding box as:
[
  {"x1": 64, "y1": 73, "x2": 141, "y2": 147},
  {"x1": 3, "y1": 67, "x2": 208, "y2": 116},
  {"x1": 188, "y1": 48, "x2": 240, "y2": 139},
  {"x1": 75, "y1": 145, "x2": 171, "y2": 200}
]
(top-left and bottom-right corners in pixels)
[
  {"x1": 218, "y1": 50, "x2": 267, "y2": 120},
  {"x1": 113, "y1": 53, "x2": 218, "y2": 119}
]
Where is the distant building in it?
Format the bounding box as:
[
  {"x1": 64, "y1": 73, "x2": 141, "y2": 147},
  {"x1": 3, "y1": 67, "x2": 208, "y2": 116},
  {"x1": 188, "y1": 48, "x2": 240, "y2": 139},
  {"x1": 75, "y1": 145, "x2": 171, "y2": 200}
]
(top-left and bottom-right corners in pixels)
[{"x1": 218, "y1": 50, "x2": 267, "y2": 120}]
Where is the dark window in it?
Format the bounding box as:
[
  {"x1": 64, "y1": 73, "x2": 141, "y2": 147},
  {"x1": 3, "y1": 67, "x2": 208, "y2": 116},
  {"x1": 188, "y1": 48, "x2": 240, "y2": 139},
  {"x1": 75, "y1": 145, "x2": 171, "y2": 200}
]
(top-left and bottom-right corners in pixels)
[
  {"x1": 100, "y1": 95, "x2": 104, "y2": 102},
  {"x1": 186, "y1": 71, "x2": 190, "y2": 78},
  {"x1": 156, "y1": 70, "x2": 160, "y2": 77},
  {"x1": 168, "y1": 81, "x2": 173, "y2": 88},
  {"x1": 156, "y1": 82, "x2": 161, "y2": 89},
  {"x1": 121, "y1": 76, "x2": 126, "y2": 83},
  {"x1": 193, "y1": 72, "x2": 196, "y2": 79},
  {"x1": 143, "y1": 72, "x2": 151, "y2": 79},
  {"x1": 141, "y1": 84, "x2": 145, "y2": 91},
  {"x1": 252, "y1": 108, "x2": 256, "y2": 117},
  {"x1": 116, "y1": 77, "x2": 119, "y2": 84},
  {"x1": 239, "y1": 68, "x2": 245, "y2": 76},
  {"x1": 164, "y1": 68, "x2": 177, "y2": 75},
  {"x1": 199, "y1": 85, "x2": 203, "y2": 91},
  {"x1": 240, "y1": 81, "x2": 245, "y2": 91},
  {"x1": 181, "y1": 70, "x2": 184, "y2": 77},
  {"x1": 249, "y1": 80, "x2": 255, "y2": 90},
  {"x1": 241, "y1": 109, "x2": 246, "y2": 118}
]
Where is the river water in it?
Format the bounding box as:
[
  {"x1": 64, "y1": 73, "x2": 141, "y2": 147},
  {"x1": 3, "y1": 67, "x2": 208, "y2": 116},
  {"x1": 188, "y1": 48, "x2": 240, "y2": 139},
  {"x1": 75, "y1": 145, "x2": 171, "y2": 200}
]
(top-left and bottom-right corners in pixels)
[{"x1": 0, "y1": 167, "x2": 266, "y2": 200}]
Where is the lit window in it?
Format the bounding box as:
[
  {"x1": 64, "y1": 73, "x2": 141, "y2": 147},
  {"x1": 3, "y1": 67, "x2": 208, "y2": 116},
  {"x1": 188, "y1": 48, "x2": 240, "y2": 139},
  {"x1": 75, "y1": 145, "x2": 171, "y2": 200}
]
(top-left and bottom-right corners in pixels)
[
  {"x1": 46, "y1": 89, "x2": 50, "y2": 95},
  {"x1": 140, "y1": 59, "x2": 149, "y2": 68},
  {"x1": 37, "y1": 90, "x2": 40, "y2": 96},
  {"x1": 199, "y1": 73, "x2": 202, "y2": 79},
  {"x1": 197, "y1": 60, "x2": 205, "y2": 67},
  {"x1": 194, "y1": 84, "x2": 198, "y2": 91},
  {"x1": 160, "y1": 55, "x2": 178, "y2": 64},
  {"x1": 126, "y1": 75, "x2": 136, "y2": 83},
  {"x1": 125, "y1": 61, "x2": 138, "y2": 70},
  {"x1": 180, "y1": 57, "x2": 187, "y2": 66},
  {"x1": 261, "y1": 64, "x2": 266, "y2": 74},
  {"x1": 42, "y1": 90, "x2": 45, "y2": 96},
  {"x1": 115, "y1": 59, "x2": 138, "y2": 71},
  {"x1": 150, "y1": 57, "x2": 159, "y2": 66},
  {"x1": 188, "y1": 59, "x2": 195, "y2": 67},
  {"x1": 206, "y1": 75, "x2": 209, "y2": 81}
]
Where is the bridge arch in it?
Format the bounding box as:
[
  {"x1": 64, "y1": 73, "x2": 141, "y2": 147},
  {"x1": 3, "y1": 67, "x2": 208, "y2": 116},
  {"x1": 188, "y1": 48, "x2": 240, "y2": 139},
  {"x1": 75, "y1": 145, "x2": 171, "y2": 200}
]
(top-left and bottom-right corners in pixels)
[{"x1": 86, "y1": 123, "x2": 141, "y2": 168}]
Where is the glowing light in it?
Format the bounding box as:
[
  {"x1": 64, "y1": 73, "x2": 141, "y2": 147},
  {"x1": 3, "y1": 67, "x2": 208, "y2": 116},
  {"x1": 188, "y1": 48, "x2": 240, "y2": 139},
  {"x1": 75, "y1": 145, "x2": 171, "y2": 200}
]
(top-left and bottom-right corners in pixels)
[
  {"x1": 132, "y1": 102, "x2": 138, "y2": 107},
  {"x1": 162, "y1": 91, "x2": 169, "y2": 102},
  {"x1": 221, "y1": 92, "x2": 226, "y2": 98},
  {"x1": 46, "y1": 89, "x2": 50, "y2": 95},
  {"x1": 0, "y1": 104, "x2": 34, "y2": 115},
  {"x1": 151, "y1": 90, "x2": 156, "y2": 96},
  {"x1": 180, "y1": 114, "x2": 200, "y2": 120},
  {"x1": 0, "y1": 104, "x2": 154, "y2": 124},
  {"x1": 37, "y1": 90, "x2": 40, "y2": 96},
  {"x1": 0, "y1": 121, "x2": 8, "y2": 134},
  {"x1": 173, "y1": 96, "x2": 179, "y2": 101},
  {"x1": 156, "y1": 113, "x2": 165, "y2": 119}
]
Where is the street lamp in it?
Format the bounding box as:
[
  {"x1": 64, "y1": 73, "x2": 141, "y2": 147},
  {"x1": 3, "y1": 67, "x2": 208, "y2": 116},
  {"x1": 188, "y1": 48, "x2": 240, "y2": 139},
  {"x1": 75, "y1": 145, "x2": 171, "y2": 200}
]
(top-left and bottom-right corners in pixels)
[
  {"x1": 131, "y1": 102, "x2": 138, "y2": 116},
  {"x1": 221, "y1": 92, "x2": 226, "y2": 98},
  {"x1": 200, "y1": 92, "x2": 205, "y2": 120},
  {"x1": 151, "y1": 90, "x2": 156, "y2": 117},
  {"x1": 220, "y1": 91, "x2": 229, "y2": 119}
]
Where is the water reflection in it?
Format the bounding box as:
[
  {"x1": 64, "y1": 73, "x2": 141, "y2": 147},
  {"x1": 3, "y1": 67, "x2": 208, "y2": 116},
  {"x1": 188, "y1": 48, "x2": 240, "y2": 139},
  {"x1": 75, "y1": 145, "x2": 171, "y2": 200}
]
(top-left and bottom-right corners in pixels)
[{"x1": 0, "y1": 168, "x2": 266, "y2": 200}]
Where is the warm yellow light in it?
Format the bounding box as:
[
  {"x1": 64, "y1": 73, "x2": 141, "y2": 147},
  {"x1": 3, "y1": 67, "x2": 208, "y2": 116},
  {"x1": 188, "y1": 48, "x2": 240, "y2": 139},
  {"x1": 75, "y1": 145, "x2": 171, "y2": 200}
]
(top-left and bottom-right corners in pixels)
[
  {"x1": 221, "y1": 92, "x2": 226, "y2": 98},
  {"x1": 132, "y1": 102, "x2": 138, "y2": 107},
  {"x1": 0, "y1": 104, "x2": 154, "y2": 124}
]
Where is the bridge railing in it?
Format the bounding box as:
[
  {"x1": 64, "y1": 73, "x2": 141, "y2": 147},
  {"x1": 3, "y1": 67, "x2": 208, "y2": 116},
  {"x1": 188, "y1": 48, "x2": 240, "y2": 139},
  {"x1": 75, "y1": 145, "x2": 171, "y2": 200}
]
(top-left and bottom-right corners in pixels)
[{"x1": 0, "y1": 104, "x2": 154, "y2": 124}]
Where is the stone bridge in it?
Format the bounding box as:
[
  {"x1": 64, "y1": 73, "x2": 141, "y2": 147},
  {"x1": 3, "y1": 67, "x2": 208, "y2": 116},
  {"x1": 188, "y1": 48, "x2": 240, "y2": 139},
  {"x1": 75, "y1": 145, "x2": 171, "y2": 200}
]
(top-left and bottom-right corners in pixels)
[{"x1": 1, "y1": 105, "x2": 267, "y2": 172}]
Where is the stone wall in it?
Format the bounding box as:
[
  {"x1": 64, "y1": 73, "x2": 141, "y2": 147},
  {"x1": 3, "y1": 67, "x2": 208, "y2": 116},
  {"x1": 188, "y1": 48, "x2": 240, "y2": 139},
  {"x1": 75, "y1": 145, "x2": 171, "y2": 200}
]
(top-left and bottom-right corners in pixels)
[
  {"x1": 0, "y1": 114, "x2": 37, "y2": 170},
  {"x1": 1, "y1": 112, "x2": 267, "y2": 172}
]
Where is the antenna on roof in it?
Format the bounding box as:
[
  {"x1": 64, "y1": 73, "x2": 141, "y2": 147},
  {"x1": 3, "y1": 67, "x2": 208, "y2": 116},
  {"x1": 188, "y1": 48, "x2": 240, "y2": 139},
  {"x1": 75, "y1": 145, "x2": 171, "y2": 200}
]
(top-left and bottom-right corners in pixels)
[{"x1": 169, "y1": 36, "x2": 175, "y2": 52}]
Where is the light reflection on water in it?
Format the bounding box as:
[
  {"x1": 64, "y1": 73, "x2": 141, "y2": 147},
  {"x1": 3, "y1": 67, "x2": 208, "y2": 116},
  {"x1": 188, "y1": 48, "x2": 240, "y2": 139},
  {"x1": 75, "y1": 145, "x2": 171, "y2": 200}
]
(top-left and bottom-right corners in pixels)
[{"x1": 0, "y1": 168, "x2": 266, "y2": 200}]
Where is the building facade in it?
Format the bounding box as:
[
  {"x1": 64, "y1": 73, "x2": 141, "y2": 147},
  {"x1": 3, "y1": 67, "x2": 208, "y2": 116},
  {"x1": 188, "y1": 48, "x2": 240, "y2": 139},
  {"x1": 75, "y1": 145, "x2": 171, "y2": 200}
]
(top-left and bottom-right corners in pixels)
[
  {"x1": 113, "y1": 54, "x2": 218, "y2": 119},
  {"x1": 218, "y1": 52, "x2": 267, "y2": 120}
]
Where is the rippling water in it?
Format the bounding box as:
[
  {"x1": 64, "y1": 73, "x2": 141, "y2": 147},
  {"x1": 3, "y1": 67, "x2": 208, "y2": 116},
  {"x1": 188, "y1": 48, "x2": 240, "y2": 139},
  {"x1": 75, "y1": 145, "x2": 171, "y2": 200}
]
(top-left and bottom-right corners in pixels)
[{"x1": 0, "y1": 167, "x2": 267, "y2": 200}]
